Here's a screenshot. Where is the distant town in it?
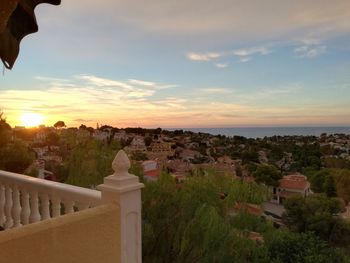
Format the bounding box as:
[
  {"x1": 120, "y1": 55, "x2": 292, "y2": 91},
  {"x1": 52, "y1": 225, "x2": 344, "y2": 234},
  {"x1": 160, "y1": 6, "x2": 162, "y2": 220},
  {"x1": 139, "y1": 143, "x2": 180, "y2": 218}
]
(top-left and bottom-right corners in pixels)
[{"x1": 1, "y1": 120, "x2": 350, "y2": 218}]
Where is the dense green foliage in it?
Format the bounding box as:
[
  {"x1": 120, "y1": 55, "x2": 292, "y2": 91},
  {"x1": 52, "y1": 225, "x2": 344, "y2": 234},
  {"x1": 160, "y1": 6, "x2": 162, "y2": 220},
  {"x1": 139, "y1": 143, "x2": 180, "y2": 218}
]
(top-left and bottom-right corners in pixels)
[
  {"x1": 265, "y1": 231, "x2": 343, "y2": 263},
  {"x1": 252, "y1": 164, "x2": 282, "y2": 187},
  {"x1": 282, "y1": 194, "x2": 345, "y2": 240},
  {"x1": 0, "y1": 112, "x2": 11, "y2": 148},
  {"x1": 309, "y1": 170, "x2": 337, "y2": 197},
  {"x1": 141, "y1": 172, "x2": 348, "y2": 262},
  {"x1": 142, "y1": 172, "x2": 268, "y2": 262},
  {"x1": 61, "y1": 132, "x2": 121, "y2": 187},
  {"x1": 0, "y1": 140, "x2": 35, "y2": 173},
  {"x1": 0, "y1": 114, "x2": 34, "y2": 173}
]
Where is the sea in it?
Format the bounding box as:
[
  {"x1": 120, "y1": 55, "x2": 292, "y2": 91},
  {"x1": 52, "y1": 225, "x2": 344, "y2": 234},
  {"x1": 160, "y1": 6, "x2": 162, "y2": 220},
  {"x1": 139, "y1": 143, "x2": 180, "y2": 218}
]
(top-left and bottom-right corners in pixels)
[{"x1": 168, "y1": 127, "x2": 350, "y2": 139}]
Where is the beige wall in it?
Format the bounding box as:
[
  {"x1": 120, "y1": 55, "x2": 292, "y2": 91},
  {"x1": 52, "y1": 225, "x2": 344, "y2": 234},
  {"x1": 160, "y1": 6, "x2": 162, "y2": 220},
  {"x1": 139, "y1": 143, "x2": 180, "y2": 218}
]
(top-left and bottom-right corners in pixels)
[{"x1": 0, "y1": 203, "x2": 121, "y2": 263}]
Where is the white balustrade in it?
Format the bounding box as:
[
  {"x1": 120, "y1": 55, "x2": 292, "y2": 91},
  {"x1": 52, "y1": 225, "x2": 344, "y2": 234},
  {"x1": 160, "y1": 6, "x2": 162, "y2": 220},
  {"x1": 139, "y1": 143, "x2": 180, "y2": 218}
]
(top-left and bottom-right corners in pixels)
[
  {"x1": 4, "y1": 185, "x2": 13, "y2": 228},
  {"x1": 12, "y1": 186, "x2": 21, "y2": 227},
  {"x1": 40, "y1": 193, "x2": 51, "y2": 220},
  {"x1": 0, "y1": 169, "x2": 101, "y2": 229},
  {"x1": 0, "y1": 149, "x2": 144, "y2": 263},
  {"x1": 20, "y1": 191, "x2": 30, "y2": 225},
  {"x1": 51, "y1": 197, "x2": 61, "y2": 218}
]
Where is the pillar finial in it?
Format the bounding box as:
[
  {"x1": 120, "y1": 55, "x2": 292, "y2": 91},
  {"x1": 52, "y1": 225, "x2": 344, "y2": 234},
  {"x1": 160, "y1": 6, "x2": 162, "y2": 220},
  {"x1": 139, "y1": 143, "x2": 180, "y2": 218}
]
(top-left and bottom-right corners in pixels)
[{"x1": 112, "y1": 150, "x2": 131, "y2": 176}]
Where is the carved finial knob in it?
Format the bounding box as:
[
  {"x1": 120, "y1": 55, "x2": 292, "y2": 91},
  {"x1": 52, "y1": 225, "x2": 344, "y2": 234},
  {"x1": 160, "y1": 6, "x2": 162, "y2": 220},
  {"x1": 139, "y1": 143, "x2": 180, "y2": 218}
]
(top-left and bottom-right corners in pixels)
[{"x1": 112, "y1": 150, "x2": 130, "y2": 176}]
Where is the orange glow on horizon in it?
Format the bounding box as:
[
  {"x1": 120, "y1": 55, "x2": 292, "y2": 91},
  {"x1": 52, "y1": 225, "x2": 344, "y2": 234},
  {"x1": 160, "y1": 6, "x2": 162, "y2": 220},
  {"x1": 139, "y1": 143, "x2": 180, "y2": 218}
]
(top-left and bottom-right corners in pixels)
[{"x1": 20, "y1": 113, "x2": 45, "y2": 127}]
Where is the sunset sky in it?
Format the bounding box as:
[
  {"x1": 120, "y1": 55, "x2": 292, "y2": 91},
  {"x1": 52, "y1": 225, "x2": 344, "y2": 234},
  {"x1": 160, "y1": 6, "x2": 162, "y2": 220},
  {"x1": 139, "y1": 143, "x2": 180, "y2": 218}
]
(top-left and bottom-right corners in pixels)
[{"x1": 1, "y1": 0, "x2": 350, "y2": 128}]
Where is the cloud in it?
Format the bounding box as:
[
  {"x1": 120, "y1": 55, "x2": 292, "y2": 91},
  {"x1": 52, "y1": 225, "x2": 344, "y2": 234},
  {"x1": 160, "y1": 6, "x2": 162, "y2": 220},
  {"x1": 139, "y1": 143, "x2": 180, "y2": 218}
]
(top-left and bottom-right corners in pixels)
[
  {"x1": 74, "y1": 118, "x2": 93, "y2": 122},
  {"x1": 81, "y1": 0, "x2": 350, "y2": 39},
  {"x1": 239, "y1": 57, "x2": 252, "y2": 63},
  {"x1": 128, "y1": 79, "x2": 156, "y2": 87},
  {"x1": 233, "y1": 46, "x2": 270, "y2": 57},
  {"x1": 294, "y1": 44, "x2": 326, "y2": 58},
  {"x1": 187, "y1": 45, "x2": 271, "y2": 66},
  {"x1": 0, "y1": 74, "x2": 182, "y2": 127},
  {"x1": 186, "y1": 52, "x2": 222, "y2": 61},
  {"x1": 232, "y1": 46, "x2": 271, "y2": 63},
  {"x1": 215, "y1": 63, "x2": 228, "y2": 68},
  {"x1": 29, "y1": 0, "x2": 350, "y2": 71},
  {"x1": 76, "y1": 75, "x2": 134, "y2": 90},
  {"x1": 1, "y1": 82, "x2": 349, "y2": 128},
  {"x1": 42, "y1": 0, "x2": 350, "y2": 43},
  {"x1": 199, "y1": 88, "x2": 233, "y2": 94},
  {"x1": 293, "y1": 37, "x2": 327, "y2": 58}
]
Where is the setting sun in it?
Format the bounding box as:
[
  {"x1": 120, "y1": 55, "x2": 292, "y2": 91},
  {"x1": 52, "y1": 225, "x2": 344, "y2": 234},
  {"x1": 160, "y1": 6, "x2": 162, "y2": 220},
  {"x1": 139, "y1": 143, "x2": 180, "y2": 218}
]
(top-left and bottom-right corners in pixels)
[{"x1": 20, "y1": 113, "x2": 44, "y2": 127}]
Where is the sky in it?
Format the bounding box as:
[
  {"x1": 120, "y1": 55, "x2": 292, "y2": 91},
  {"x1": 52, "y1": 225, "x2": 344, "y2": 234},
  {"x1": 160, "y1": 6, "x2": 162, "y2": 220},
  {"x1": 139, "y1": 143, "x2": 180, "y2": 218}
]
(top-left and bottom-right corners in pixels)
[{"x1": 1, "y1": 0, "x2": 350, "y2": 128}]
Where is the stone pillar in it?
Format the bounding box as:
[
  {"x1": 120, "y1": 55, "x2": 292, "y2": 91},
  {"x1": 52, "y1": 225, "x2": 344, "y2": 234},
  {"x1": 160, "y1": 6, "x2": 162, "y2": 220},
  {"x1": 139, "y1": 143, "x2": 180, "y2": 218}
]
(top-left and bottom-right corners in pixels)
[{"x1": 97, "y1": 150, "x2": 144, "y2": 263}]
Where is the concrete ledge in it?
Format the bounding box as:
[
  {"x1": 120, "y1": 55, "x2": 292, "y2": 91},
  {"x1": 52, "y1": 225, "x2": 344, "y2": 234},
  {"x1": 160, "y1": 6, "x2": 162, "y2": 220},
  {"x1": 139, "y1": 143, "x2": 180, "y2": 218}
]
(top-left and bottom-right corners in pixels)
[{"x1": 0, "y1": 203, "x2": 121, "y2": 263}]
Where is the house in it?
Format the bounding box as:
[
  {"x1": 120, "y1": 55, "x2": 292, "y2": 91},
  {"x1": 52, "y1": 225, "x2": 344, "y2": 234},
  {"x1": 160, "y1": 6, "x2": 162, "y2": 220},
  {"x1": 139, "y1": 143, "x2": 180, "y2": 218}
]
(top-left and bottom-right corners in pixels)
[
  {"x1": 150, "y1": 141, "x2": 173, "y2": 153},
  {"x1": 217, "y1": 155, "x2": 233, "y2": 164},
  {"x1": 32, "y1": 146, "x2": 49, "y2": 159},
  {"x1": 35, "y1": 130, "x2": 48, "y2": 143},
  {"x1": 142, "y1": 160, "x2": 161, "y2": 182},
  {"x1": 126, "y1": 136, "x2": 146, "y2": 152},
  {"x1": 180, "y1": 149, "x2": 200, "y2": 162},
  {"x1": 165, "y1": 159, "x2": 191, "y2": 174},
  {"x1": 271, "y1": 174, "x2": 311, "y2": 204},
  {"x1": 114, "y1": 130, "x2": 128, "y2": 141},
  {"x1": 93, "y1": 130, "x2": 110, "y2": 142}
]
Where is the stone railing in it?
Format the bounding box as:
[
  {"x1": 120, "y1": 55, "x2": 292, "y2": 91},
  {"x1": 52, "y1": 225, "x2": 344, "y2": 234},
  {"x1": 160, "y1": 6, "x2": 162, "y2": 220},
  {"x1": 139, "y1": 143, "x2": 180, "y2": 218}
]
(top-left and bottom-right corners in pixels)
[
  {"x1": 0, "y1": 149, "x2": 144, "y2": 263},
  {"x1": 0, "y1": 171, "x2": 101, "y2": 229}
]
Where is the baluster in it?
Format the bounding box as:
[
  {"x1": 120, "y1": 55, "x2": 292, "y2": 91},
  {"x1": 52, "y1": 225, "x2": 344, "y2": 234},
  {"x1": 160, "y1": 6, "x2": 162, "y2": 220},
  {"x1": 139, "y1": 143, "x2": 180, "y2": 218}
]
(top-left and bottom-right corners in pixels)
[
  {"x1": 64, "y1": 200, "x2": 75, "y2": 214},
  {"x1": 11, "y1": 186, "x2": 22, "y2": 227},
  {"x1": 40, "y1": 194, "x2": 51, "y2": 220},
  {"x1": 76, "y1": 202, "x2": 89, "y2": 211},
  {"x1": 4, "y1": 185, "x2": 13, "y2": 229},
  {"x1": 52, "y1": 197, "x2": 61, "y2": 218},
  {"x1": 29, "y1": 191, "x2": 41, "y2": 223},
  {"x1": 20, "y1": 190, "x2": 30, "y2": 225},
  {"x1": 0, "y1": 185, "x2": 5, "y2": 226}
]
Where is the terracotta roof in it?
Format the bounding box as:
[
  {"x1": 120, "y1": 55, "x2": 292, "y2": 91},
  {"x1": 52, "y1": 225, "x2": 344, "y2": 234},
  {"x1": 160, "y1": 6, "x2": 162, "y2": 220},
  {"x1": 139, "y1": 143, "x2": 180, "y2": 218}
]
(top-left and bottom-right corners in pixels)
[
  {"x1": 279, "y1": 174, "x2": 309, "y2": 190},
  {"x1": 145, "y1": 169, "x2": 160, "y2": 178}
]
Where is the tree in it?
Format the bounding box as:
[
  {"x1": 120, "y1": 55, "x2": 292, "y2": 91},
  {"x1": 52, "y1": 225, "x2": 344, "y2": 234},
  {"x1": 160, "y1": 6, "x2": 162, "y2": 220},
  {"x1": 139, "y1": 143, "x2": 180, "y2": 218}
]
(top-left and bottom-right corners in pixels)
[
  {"x1": 335, "y1": 170, "x2": 350, "y2": 202},
  {"x1": 64, "y1": 139, "x2": 121, "y2": 188},
  {"x1": 141, "y1": 172, "x2": 268, "y2": 262},
  {"x1": 53, "y1": 120, "x2": 66, "y2": 129},
  {"x1": 131, "y1": 151, "x2": 148, "y2": 161},
  {"x1": 46, "y1": 131, "x2": 60, "y2": 146},
  {"x1": 282, "y1": 194, "x2": 344, "y2": 240},
  {"x1": 309, "y1": 169, "x2": 337, "y2": 197},
  {"x1": 144, "y1": 136, "x2": 153, "y2": 147},
  {"x1": 266, "y1": 231, "x2": 343, "y2": 263},
  {"x1": 252, "y1": 164, "x2": 282, "y2": 187},
  {"x1": 0, "y1": 140, "x2": 35, "y2": 173},
  {"x1": 0, "y1": 111, "x2": 11, "y2": 148}
]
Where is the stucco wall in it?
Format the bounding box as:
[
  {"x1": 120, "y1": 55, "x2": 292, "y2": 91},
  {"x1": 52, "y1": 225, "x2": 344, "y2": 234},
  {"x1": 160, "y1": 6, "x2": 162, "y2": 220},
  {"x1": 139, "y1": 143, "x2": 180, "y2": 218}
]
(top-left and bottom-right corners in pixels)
[{"x1": 0, "y1": 203, "x2": 121, "y2": 263}]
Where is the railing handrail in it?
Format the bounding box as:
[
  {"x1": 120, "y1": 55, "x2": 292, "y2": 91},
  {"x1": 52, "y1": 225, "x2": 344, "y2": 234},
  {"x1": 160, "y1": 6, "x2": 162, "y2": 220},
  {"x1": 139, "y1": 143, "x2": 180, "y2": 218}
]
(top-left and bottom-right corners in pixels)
[{"x1": 0, "y1": 170, "x2": 101, "y2": 205}]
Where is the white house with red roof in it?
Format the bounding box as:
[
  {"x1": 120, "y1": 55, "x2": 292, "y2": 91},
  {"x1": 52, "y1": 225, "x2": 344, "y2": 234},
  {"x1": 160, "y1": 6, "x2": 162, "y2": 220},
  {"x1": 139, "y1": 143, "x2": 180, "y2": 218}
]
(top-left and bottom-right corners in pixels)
[
  {"x1": 271, "y1": 174, "x2": 311, "y2": 204},
  {"x1": 141, "y1": 160, "x2": 160, "y2": 182}
]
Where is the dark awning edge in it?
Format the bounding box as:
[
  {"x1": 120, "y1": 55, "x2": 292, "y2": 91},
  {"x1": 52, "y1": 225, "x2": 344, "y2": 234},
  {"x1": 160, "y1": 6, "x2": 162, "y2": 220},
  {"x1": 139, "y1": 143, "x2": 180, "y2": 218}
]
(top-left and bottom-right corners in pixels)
[{"x1": 0, "y1": 0, "x2": 61, "y2": 70}]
